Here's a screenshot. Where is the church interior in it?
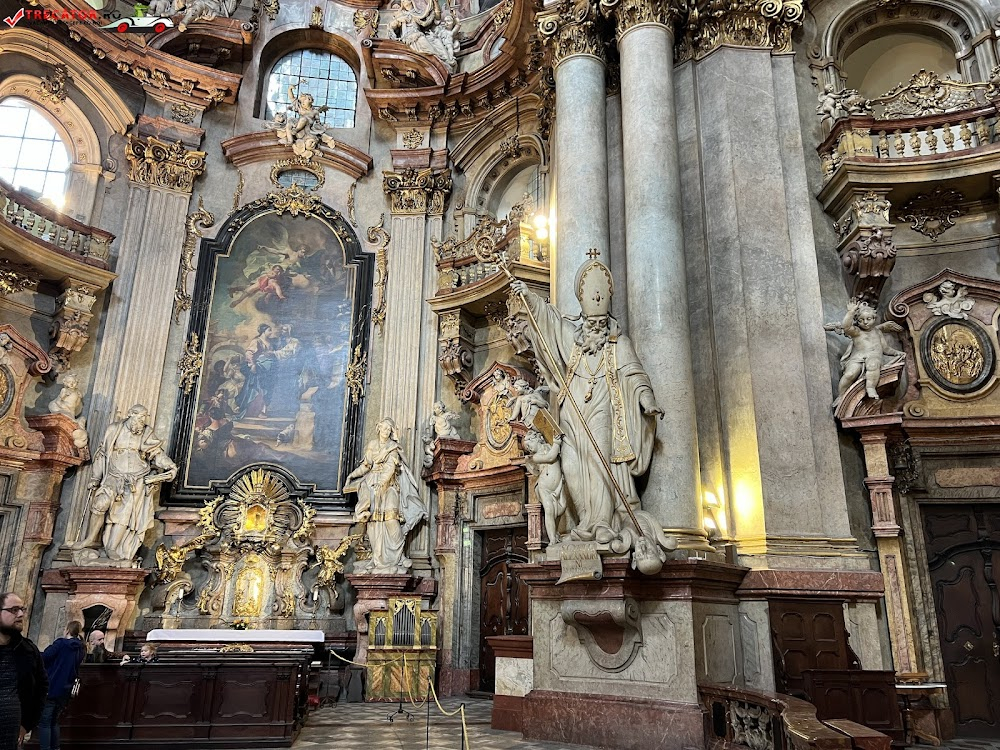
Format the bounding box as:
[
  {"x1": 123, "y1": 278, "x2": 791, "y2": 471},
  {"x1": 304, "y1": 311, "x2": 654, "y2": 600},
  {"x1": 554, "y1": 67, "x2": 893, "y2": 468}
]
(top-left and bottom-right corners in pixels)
[{"x1": 2, "y1": 0, "x2": 1000, "y2": 745}]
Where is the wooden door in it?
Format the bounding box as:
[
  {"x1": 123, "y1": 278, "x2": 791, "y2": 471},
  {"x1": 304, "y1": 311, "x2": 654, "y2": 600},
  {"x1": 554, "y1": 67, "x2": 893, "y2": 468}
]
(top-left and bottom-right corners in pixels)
[
  {"x1": 478, "y1": 527, "x2": 529, "y2": 692},
  {"x1": 923, "y1": 504, "x2": 1000, "y2": 738}
]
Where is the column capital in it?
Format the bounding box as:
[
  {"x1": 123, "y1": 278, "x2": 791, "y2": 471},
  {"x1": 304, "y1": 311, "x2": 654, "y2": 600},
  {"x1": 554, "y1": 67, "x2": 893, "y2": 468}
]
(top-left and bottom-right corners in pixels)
[
  {"x1": 537, "y1": 0, "x2": 608, "y2": 65},
  {"x1": 675, "y1": 0, "x2": 804, "y2": 62},
  {"x1": 604, "y1": 0, "x2": 682, "y2": 39},
  {"x1": 382, "y1": 167, "x2": 453, "y2": 216},
  {"x1": 125, "y1": 134, "x2": 207, "y2": 193}
]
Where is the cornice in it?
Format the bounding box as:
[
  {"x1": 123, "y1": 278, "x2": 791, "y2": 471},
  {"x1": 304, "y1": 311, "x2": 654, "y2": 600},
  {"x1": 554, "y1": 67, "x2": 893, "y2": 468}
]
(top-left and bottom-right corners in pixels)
[
  {"x1": 221, "y1": 132, "x2": 374, "y2": 181},
  {"x1": 30, "y1": 0, "x2": 242, "y2": 107}
]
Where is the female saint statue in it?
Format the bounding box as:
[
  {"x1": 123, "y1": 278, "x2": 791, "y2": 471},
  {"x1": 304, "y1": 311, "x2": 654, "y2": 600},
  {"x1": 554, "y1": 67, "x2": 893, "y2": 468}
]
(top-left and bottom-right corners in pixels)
[{"x1": 346, "y1": 418, "x2": 427, "y2": 574}]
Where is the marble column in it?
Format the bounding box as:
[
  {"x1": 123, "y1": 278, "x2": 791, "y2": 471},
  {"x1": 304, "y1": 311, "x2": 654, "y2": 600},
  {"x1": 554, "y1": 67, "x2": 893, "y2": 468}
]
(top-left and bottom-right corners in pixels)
[
  {"x1": 543, "y1": 13, "x2": 610, "y2": 314},
  {"x1": 614, "y1": 3, "x2": 706, "y2": 549},
  {"x1": 62, "y1": 132, "x2": 206, "y2": 548}
]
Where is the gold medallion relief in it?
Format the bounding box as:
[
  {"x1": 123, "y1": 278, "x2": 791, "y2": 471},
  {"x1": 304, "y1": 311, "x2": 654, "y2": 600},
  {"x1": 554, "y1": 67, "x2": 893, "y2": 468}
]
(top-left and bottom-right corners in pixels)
[{"x1": 928, "y1": 324, "x2": 985, "y2": 386}]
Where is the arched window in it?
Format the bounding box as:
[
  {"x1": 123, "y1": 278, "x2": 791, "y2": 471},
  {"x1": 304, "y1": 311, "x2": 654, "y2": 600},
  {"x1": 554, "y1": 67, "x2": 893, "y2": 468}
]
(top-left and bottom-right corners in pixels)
[
  {"x1": 0, "y1": 98, "x2": 70, "y2": 208},
  {"x1": 265, "y1": 50, "x2": 357, "y2": 128}
]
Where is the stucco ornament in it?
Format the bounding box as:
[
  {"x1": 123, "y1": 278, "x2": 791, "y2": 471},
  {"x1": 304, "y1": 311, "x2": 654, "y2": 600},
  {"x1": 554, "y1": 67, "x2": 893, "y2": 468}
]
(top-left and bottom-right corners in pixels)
[
  {"x1": 264, "y1": 86, "x2": 337, "y2": 161},
  {"x1": 510, "y1": 260, "x2": 669, "y2": 563},
  {"x1": 923, "y1": 280, "x2": 975, "y2": 319},
  {"x1": 824, "y1": 299, "x2": 905, "y2": 402},
  {"x1": 346, "y1": 418, "x2": 427, "y2": 574},
  {"x1": 389, "y1": 0, "x2": 461, "y2": 72},
  {"x1": 73, "y1": 404, "x2": 178, "y2": 563},
  {"x1": 47, "y1": 371, "x2": 89, "y2": 449}
]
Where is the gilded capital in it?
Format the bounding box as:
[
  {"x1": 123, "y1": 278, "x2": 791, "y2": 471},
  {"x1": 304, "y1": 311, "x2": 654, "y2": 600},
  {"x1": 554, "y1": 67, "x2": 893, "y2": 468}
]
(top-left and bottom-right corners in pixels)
[
  {"x1": 537, "y1": 0, "x2": 609, "y2": 65},
  {"x1": 383, "y1": 168, "x2": 453, "y2": 216},
  {"x1": 675, "y1": 0, "x2": 804, "y2": 62},
  {"x1": 604, "y1": 0, "x2": 680, "y2": 39},
  {"x1": 125, "y1": 135, "x2": 207, "y2": 193}
]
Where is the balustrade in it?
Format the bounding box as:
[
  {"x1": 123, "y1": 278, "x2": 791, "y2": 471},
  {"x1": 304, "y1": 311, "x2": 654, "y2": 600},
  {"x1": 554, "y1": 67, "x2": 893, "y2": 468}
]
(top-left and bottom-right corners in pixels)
[
  {"x1": 0, "y1": 178, "x2": 112, "y2": 262},
  {"x1": 699, "y1": 683, "x2": 851, "y2": 750},
  {"x1": 818, "y1": 69, "x2": 1000, "y2": 183}
]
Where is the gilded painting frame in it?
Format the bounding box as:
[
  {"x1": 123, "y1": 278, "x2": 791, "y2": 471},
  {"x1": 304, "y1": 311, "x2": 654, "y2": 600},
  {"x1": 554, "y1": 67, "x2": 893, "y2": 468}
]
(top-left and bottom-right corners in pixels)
[{"x1": 169, "y1": 193, "x2": 373, "y2": 509}]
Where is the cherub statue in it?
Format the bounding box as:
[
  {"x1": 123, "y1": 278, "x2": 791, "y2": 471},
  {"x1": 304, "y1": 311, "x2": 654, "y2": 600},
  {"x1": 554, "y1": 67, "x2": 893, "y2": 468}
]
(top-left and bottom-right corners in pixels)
[
  {"x1": 264, "y1": 86, "x2": 335, "y2": 160},
  {"x1": 48, "y1": 371, "x2": 89, "y2": 449},
  {"x1": 824, "y1": 298, "x2": 905, "y2": 401},
  {"x1": 421, "y1": 401, "x2": 460, "y2": 467},
  {"x1": 522, "y1": 430, "x2": 566, "y2": 545},
  {"x1": 433, "y1": 11, "x2": 461, "y2": 71},
  {"x1": 310, "y1": 535, "x2": 359, "y2": 603},
  {"x1": 508, "y1": 378, "x2": 549, "y2": 426},
  {"x1": 923, "y1": 280, "x2": 975, "y2": 319},
  {"x1": 816, "y1": 84, "x2": 844, "y2": 122}
]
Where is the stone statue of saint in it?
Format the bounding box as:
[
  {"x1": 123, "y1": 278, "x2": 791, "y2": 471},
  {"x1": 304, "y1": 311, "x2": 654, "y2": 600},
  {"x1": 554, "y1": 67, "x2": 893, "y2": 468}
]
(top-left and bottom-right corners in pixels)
[
  {"x1": 73, "y1": 404, "x2": 178, "y2": 562},
  {"x1": 824, "y1": 299, "x2": 905, "y2": 401},
  {"x1": 389, "y1": 0, "x2": 458, "y2": 72},
  {"x1": 346, "y1": 417, "x2": 427, "y2": 574},
  {"x1": 510, "y1": 260, "x2": 662, "y2": 545}
]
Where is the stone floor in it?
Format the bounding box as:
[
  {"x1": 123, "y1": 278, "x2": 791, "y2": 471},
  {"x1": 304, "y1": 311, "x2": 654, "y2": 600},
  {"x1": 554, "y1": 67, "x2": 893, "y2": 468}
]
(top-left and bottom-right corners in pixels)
[
  {"x1": 276, "y1": 699, "x2": 1000, "y2": 750},
  {"x1": 280, "y1": 697, "x2": 578, "y2": 750}
]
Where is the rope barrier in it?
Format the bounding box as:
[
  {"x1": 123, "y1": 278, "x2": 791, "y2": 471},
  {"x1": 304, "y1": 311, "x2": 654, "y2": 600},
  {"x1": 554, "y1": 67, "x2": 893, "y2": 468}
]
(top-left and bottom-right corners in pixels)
[{"x1": 323, "y1": 650, "x2": 472, "y2": 749}]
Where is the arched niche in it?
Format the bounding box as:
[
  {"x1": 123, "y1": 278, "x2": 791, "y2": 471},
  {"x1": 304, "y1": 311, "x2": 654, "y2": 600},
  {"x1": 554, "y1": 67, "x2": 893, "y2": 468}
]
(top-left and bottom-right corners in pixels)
[
  {"x1": 820, "y1": 1, "x2": 996, "y2": 90},
  {"x1": 842, "y1": 28, "x2": 960, "y2": 97},
  {"x1": 168, "y1": 193, "x2": 373, "y2": 509},
  {"x1": 452, "y1": 96, "x2": 548, "y2": 234}
]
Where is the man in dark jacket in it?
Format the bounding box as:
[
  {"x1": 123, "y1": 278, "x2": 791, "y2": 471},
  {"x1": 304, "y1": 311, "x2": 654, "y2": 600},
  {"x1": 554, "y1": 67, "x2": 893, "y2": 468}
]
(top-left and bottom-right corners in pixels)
[
  {"x1": 38, "y1": 621, "x2": 85, "y2": 750},
  {"x1": 0, "y1": 592, "x2": 47, "y2": 749}
]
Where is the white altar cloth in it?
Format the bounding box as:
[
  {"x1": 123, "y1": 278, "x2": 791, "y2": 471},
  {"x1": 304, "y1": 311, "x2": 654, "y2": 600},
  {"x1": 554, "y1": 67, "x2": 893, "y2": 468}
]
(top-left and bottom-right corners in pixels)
[{"x1": 146, "y1": 628, "x2": 325, "y2": 643}]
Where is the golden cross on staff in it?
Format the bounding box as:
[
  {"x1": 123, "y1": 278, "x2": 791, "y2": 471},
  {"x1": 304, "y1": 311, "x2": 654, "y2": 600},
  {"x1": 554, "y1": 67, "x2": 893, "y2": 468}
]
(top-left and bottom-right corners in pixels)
[{"x1": 477, "y1": 243, "x2": 646, "y2": 539}]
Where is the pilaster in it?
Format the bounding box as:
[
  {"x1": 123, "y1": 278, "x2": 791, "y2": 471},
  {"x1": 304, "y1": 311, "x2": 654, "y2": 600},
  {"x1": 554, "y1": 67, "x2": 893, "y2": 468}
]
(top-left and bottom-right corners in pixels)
[{"x1": 63, "y1": 126, "x2": 205, "y2": 550}]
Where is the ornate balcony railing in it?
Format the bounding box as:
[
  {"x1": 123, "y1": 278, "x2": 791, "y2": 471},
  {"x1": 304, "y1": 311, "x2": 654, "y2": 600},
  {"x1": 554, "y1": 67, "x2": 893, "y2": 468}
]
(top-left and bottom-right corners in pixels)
[
  {"x1": 817, "y1": 69, "x2": 1000, "y2": 183},
  {"x1": 699, "y1": 683, "x2": 852, "y2": 750},
  {"x1": 0, "y1": 178, "x2": 113, "y2": 263},
  {"x1": 433, "y1": 209, "x2": 548, "y2": 295}
]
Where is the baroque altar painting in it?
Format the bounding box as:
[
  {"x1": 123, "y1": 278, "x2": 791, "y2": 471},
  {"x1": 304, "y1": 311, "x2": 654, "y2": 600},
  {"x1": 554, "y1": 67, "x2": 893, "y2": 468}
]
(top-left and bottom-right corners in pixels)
[{"x1": 172, "y1": 198, "x2": 373, "y2": 505}]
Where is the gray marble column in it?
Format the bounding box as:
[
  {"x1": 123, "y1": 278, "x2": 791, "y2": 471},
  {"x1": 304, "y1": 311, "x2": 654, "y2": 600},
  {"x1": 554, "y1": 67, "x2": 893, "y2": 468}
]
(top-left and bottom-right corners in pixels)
[
  {"x1": 547, "y1": 21, "x2": 610, "y2": 314},
  {"x1": 616, "y1": 13, "x2": 707, "y2": 549}
]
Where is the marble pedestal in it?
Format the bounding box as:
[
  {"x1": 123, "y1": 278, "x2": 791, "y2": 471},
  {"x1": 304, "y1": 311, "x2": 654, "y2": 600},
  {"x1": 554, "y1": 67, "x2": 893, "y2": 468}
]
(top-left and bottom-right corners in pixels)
[
  {"x1": 488, "y1": 635, "x2": 533, "y2": 732},
  {"x1": 39, "y1": 566, "x2": 149, "y2": 649},
  {"x1": 516, "y1": 558, "x2": 748, "y2": 750}
]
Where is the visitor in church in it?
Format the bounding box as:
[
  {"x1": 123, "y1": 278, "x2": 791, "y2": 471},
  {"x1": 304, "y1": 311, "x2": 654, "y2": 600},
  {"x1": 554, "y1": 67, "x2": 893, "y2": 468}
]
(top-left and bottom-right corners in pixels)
[
  {"x1": 83, "y1": 631, "x2": 110, "y2": 664},
  {"x1": 0, "y1": 592, "x2": 47, "y2": 750},
  {"x1": 38, "y1": 621, "x2": 85, "y2": 750},
  {"x1": 120, "y1": 644, "x2": 158, "y2": 665}
]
